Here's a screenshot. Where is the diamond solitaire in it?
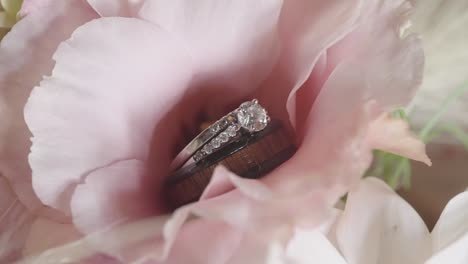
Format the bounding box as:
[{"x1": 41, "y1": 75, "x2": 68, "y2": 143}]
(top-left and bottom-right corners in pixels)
[{"x1": 237, "y1": 99, "x2": 269, "y2": 132}]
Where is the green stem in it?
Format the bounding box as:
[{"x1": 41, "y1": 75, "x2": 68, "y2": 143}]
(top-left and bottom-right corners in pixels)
[
  {"x1": 389, "y1": 81, "x2": 468, "y2": 188},
  {"x1": 419, "y1": 81, "x2": 468, "y2": 142}
]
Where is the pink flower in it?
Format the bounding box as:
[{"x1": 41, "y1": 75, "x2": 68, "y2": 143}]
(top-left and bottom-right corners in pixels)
[{"x1": 0, "y1": 0, "x2": 429, "y2": 262}]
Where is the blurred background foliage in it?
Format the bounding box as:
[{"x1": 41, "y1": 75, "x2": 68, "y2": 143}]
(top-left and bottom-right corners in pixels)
[
  {"x1": 370, "y1": 0, "x2": 468, "y2": 228},
  {"x1": 0, "y1": 0, "x2": 22, "y2": 39}
]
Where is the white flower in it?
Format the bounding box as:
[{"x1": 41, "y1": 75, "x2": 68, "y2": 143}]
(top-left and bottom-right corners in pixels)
[{"x1": 284, "y1": 178, "x2": 468, "y2": 264}]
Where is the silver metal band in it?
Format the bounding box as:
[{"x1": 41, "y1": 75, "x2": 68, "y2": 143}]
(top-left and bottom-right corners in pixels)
[{"x1": 169, "y1": 99, "x2": 270, "y2": 172}]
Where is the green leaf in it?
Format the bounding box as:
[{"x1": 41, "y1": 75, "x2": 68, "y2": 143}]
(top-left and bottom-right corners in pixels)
[
  {"x1": 390, "y1": 108, "x2": 410, "y2": 121},
  {"x1": 368, "y1": 150, "x2": 411, "y2": 190}
]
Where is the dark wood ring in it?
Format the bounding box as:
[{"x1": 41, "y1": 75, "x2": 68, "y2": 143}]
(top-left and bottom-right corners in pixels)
[{"x1": 164, "y1": 120, "x2": 296, "y2": 209}]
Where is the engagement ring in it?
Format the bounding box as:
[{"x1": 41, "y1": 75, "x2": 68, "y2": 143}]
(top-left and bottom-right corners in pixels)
[
  {"x1": 166, "y1": 99, "x2": 295, "y2": 208},
  {"x1": 169, "y1": 99, "x2": 270, "y2": 171}
]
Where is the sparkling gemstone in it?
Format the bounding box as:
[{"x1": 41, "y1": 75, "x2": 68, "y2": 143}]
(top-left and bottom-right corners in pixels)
[
  {"x1": 219, "y1": 132, "x2": 229, "y2": 142},
  {"x1": 211, "y1": 123, "x2": 221, "y2": 133},
  {"x1": 194, "y1": 151, "x2": 204, "y2": 161},
  {"x1": 211, "y1": 119, "x2": 228, "y2": 133},
  {"x1": 204, "y1": 143, "x2": 213, "y2": 154},
  {"x1": 237, "y1": 101, "x2": 268, "y2": 132},
  {"x1": 226, "y1": 126, "x2": 237, "y2": 137},
  {"x1": 212, "y1": 138, "x2": 221, "y2": 148}
]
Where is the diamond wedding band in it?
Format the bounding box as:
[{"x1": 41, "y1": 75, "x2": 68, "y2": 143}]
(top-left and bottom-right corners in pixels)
[{"x1": 169, "y1": 99, "x2": 270, "y2": 172}]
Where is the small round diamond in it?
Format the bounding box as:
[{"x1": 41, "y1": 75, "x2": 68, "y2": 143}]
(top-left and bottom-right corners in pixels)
[
  {"x1": 212, "y1": 138, "x2": 221, "y2": 148},
  {"x1": 237, "y1": 101, "x2": 269, "y2": 132},
  {"x1": 219, "y1": 132, "x2": 229, "y2": 143},
  {"x1": 226, "y1": 126, "x2": 237, "y2": 137},
  {"x1": 194, "y1": 151, "x2": 204, "y2": 161},
  {"x1": 211, "y1": 123, "x2": 221, "y2": 133},
  {"x1": 203, "y1": 144, "x2": 213, "y2": 154},
  {"x1": 212, "y1": 119, "x2": 228, "y2": 133}
]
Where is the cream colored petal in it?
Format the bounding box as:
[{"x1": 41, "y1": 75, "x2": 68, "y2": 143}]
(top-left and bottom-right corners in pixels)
[
  {"x1": 336, "y1": 178, "x2": 431, "y2": 264},
  {"x1": 368, "y1": 113, "x2": 431, "y2": 165},
  {"x1": 431, "y1": 191, "x2": 468, "y2": 252},
  {"x1": 426, "y1": 233, "x2": 468, "y2": 264},
  {"x1": 408, "y1": 0, "x2": 468, "y2": 130}
]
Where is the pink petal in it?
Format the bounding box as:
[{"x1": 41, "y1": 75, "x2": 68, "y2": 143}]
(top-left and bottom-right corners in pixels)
[
  {"x1": 167, "y1": 191, "x2": 328, "y2": 264},
  {"x1": 159, "y1": 199, "x2": 286, "y2": 264},
  {"x1": 335, "y1": 178, "x2": 431, "y2": 264},
  {"x1": 202, "y1": 167, "x2": 330, "y2": 229},
  {"x1": 20, "y1": 211, "x2": 261, "y2": 263},
  {"x1": 93, "y1": 167, "x2": 332, "y2": 263},
  {"x1": 0, "y1": 0, "x2": 97, "y2": 218},
  {"x1": 265, "y1": 64, "x2": 376, "y2": 200},
  {"x1": 70, "y1": 160, "x2": 159, "y2": 233},
  {"x1": 15, "y1": 216, "x2": 170, "y2": 263},
  {"x1": 17, "y1": 172, "x2": 329, "y2": 263},
  {"x1": 0, "y1": 176, "x2": 34, "y2": 262},
  {"x1": 139, "y1": 0, "x2": 282, "y2": 98},
  {"x1": 257, "y1": 0, "x2": 362, "y2": 125},
  {"x1": 24, "y1": 17, "x2": 193, "y2": 215},
  {"x1": 200, "y1": 166, "x2": 237, "y2": 200},
  {"x1": 263, "y1": 0, "x2": 424, "y2": 205},
  {"x1": 162, "y1": 219, "x2": 243, "y2": 264},
  {"x1": 147, "y1": 170, "x2": 328, "y2": 262},
  {"x1": 86, "y1": 0, "x2": 145, "y2": 17},
  {"x1": 368, "y1": 113, "x2": 431, "y2": 165},
  {"x1": 22, "y1": 217, "x2": 81, "y2": 257},
  {"x1": 431, "y1": 191, "x2": 468, "y2": 253},
  {"x1": 18, "y1": 0, "x2": 53, "y2": 16},
  {"x1": 326, "y1": 0, "x2": 424, "y2": 109},
  {"x1": 201, "y1": 166, "x2": 273, "y2": 202},
  {"x1": 225, "y1": 231, "x2": 290, "y2": 264}
]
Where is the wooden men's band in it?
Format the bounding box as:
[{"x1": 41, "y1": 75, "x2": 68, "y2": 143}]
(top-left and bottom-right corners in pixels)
[{"x1": 165, "y1": 120, "x2": 296, "y2": 209}]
